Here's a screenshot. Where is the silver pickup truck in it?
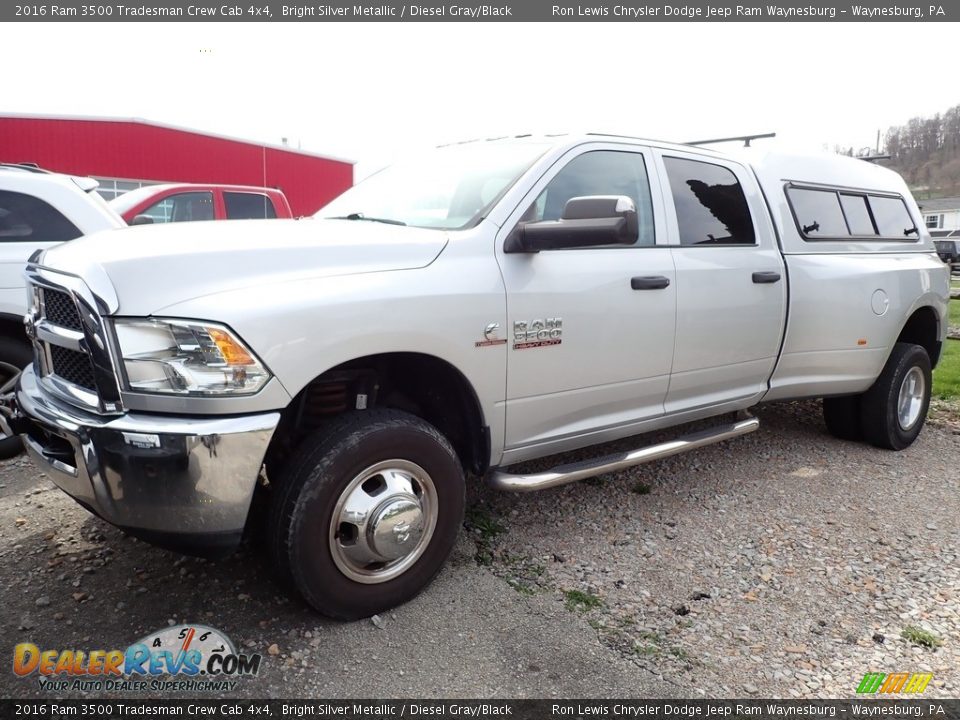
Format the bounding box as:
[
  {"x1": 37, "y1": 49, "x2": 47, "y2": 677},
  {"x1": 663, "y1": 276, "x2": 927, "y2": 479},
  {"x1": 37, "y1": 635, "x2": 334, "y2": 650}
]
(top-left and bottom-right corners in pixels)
[{"x1": 0, "y1": 134, "x2": 949, "y2": 619}]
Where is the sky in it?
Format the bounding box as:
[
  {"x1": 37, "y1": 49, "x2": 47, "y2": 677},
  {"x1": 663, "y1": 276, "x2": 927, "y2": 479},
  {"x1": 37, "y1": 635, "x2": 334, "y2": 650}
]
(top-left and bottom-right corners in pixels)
[{"x1": 3, "y1": 22, "x2": 957, "y2": 177}]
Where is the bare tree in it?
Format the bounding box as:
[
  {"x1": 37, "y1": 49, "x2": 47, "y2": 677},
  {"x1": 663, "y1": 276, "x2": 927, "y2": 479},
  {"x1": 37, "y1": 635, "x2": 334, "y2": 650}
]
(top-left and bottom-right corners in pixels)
[{"x1": 881, "y1": 103, "x2": 960, "y2": 197}]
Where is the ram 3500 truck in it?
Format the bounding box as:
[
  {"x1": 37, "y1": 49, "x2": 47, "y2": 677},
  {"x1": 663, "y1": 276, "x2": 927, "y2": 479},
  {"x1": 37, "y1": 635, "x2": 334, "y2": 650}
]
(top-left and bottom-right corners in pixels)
[{"x1": 0, "y1": 135, "x2": 949, "y2": 619}]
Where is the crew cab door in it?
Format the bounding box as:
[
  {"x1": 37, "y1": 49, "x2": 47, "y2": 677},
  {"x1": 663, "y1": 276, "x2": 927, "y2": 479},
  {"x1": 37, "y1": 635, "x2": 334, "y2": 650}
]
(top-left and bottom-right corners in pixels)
[
  {"x1": 653, "y1": 150, "x2": 786, "y2": 412},
  {"x1": 496, "y1": 144, "x2": 676, "y2": 453},
  {"x1": 137, "y1": 191, "x2": 215, "y2": 223}
]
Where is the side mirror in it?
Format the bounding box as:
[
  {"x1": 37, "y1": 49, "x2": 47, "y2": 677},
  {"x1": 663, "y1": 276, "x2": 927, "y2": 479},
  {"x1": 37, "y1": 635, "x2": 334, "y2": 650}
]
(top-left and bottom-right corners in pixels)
[
  {"x1": 131, "y1": 215, "x2": 154, "y2": 226},
  {"x1": 504, "y1": 195, "x2": 638, "y2": 253}
]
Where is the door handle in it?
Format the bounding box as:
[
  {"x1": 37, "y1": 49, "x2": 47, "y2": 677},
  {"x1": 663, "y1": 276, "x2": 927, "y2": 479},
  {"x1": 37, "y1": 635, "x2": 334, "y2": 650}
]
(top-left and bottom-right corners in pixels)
[
  {"x1": 752, "y1": 271, "x2": 781, "y2": 284},
  {"x1": 631, "y1": 276, "x2": 670, "y2": 290}
]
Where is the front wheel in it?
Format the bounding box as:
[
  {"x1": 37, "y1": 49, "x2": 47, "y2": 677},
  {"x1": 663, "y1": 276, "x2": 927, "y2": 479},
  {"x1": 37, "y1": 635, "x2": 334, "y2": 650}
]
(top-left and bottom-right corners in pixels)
[
  {"x1": 860, "y1": 342, "x2": 932, "y2": 450},
  {"x1": 267, "y1": 409, "x2": 465, "y2": 619}
]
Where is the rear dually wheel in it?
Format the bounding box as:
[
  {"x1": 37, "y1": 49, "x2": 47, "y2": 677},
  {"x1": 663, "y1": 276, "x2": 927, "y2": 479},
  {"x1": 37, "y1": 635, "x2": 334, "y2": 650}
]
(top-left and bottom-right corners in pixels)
[{"x1": 860, "y1": 342, "x2": 931, "y2": 451}]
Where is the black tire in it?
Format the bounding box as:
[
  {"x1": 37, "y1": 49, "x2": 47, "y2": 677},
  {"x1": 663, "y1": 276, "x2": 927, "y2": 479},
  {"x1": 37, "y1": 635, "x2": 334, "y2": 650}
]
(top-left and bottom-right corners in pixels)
[
  {"x1": 822, "y1": 395, "x2": 863, "y2": 441},
  {"x1": 267, "y1": 409, "x2": 465, "y2": 620},
  {"x1": 0, "y1": 336, "x2": 32, "y2": 460},
  {"x1": 860, "y1": 342, "x2": 931, "y2": 451}
]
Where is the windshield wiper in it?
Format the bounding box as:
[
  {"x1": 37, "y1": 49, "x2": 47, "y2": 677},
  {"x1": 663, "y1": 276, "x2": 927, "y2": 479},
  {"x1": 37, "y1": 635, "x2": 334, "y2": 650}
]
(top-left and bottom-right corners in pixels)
[{"x1": 328, "y1": 212, "x2": 406, "y2": 226}]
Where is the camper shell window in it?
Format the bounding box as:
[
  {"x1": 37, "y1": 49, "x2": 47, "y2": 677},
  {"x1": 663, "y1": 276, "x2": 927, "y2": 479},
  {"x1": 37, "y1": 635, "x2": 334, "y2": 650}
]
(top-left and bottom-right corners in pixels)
[{"x1": 786, "y1": 184, "x2": 918, "y2": 242}]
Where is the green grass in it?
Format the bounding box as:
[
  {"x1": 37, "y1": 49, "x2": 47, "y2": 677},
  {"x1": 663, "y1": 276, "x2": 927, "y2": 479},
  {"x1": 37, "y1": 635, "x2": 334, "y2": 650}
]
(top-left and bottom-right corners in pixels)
[
  {"x1": 506, "y1": 578, "x2": 537, "y2": 596},
  {"x1": 464, "y1": 508, "x2": 505, "y2": 567},
  {"x1": 465, "y1": 508, "x2": 504, "y2": 540},
  {"x1": 933, "y1": 337, "x2": 960, "y2": 400},
  {"x1": 563, "y1": 589, "x2": 603, "y2": 613},
  {"x1": 633, "y1": 643, "x2": 659, "y2": 657},
  {"x1": 628, "y1": 632, "x2": 691, "y2": 663},
  {"x1": 949, "y1": 297, "x2": 960, "y2": 327},
  {"x1": 475, "y1": 549, "x2": 495, "y2": 567},
  {"x1": 901, "y1": 626, "x2": 942, "y2": 649},
  {"x1": 503, "y1": 557, "x2": 548, "y2": 596},
  {"x1": 629, "y1": 631, "x2": 663, "y2": 657},
  {"x1": 933, "y1": 296, "x2": 960, "y2": 400}
]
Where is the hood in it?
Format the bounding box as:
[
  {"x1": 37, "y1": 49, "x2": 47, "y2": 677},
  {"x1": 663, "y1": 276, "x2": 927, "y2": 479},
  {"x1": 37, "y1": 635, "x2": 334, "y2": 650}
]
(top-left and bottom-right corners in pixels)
[{"x1": 37, "y1": 218, "x2": 448, "y2": 316}]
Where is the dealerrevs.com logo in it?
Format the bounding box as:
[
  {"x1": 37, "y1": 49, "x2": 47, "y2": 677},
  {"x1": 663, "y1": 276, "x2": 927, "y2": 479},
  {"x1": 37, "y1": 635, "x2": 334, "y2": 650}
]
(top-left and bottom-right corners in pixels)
[{"x1": 13, "y1": 624, "x2": 262, "y2": 693}]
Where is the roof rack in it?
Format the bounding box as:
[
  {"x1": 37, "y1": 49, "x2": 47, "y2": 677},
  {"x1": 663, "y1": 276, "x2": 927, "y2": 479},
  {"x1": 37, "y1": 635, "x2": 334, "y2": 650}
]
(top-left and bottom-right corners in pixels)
[
  {"x1": 857, "y1": 153, "x2": 891, "y2": 163},
  {"x1": 685, "y1": 133, "x2": 776, "y2": 148}
]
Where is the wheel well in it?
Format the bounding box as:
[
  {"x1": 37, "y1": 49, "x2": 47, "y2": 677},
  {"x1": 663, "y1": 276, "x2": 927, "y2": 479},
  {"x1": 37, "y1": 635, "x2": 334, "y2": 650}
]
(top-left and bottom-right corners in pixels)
[
  {"x1": 0, "y1": 315, "x2": 27, "y2": 344},
  {"x1": 265, "y1": 353, "x2": 489, "y2": 478},
  {"x1": 897, "y1": 306, "x2": 941, "y2": 367}
]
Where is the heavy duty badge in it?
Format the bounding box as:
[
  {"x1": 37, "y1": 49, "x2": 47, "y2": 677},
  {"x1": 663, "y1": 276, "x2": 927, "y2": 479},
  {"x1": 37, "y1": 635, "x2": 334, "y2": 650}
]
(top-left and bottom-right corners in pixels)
[{"x1": 513, "y1": 318, "x2": 562, "y2": 349}]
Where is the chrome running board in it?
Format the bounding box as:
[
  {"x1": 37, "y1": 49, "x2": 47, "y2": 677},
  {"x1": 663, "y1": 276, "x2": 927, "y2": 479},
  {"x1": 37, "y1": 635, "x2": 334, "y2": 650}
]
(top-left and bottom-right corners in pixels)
[{"x1": 488, "y1": 412, "x2": 759, "y2": 492}]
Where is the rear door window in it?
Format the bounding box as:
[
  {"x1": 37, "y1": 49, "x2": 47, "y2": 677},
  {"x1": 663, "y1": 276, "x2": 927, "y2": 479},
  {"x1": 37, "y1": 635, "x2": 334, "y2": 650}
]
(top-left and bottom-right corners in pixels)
[
  {"x1": 0, "y1": 190, "x2": 83, "y2": 243},
  {"x1": 663, "y1": 157, "x2": 756, "y2": 245},
  {"x1": 224, "y1": 192, "x2": 277, "y2": 220}
]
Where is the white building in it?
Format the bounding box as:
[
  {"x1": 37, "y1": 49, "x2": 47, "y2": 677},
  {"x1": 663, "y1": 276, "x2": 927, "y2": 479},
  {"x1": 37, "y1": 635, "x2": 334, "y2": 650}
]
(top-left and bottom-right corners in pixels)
[{"x1": 919, "y1": 197, "x2": 960, "y2": 237}]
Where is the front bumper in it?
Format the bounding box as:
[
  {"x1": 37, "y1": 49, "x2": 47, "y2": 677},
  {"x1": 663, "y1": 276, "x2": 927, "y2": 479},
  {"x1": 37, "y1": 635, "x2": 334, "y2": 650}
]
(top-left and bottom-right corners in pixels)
[{"x1": 5, "y1": 366, "x2": 280, "y2": 557}]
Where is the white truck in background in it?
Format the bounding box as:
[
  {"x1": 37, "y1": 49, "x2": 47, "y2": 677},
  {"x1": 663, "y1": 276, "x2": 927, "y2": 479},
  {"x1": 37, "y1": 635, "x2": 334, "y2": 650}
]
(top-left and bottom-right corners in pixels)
[
  {"x1": 0, "y1": 164, "x2": 125, "y2": 458},
  {"x1": 1, "y1": 134, "x2": 948, "y2": 619}
]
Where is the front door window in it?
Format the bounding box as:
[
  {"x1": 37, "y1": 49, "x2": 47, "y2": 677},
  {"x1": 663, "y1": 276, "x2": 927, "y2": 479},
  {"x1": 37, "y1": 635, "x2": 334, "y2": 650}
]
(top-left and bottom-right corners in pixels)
[{"x1": 141, "y1": 192, "x2": 214, "y2": 223}]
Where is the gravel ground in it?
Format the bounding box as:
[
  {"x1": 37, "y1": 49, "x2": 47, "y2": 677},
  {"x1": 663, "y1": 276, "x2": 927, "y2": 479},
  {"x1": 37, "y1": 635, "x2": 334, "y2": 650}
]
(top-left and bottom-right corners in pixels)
[
  {"x1": 0, "y1": 400, "x2": 957, "y2": 699},
  {"x1": 471, "y1": 401, "x2": 960, "y2": 699}
]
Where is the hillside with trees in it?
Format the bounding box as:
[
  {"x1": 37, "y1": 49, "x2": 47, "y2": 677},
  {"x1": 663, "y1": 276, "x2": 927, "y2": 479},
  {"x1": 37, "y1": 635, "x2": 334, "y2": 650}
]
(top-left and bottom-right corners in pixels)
[{"x1": 880, "y1": 104, "x2": 960, "y2": 199}]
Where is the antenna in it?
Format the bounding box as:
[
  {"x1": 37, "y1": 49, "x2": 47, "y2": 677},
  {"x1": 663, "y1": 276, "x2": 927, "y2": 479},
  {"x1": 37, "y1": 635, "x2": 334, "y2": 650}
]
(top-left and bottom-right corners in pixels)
[{"x1": 685, "y1": 132, "x2": 776, "y2": 148}]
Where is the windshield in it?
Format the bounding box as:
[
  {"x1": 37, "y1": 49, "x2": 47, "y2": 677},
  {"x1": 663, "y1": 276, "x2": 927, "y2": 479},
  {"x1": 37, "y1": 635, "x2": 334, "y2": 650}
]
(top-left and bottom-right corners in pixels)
[
  {"x1": 317, "y1": 142, "x2": 550, "y2": 230},
  {"x1": 108, "y1": 185, "x2": 171, "y2": 216}
]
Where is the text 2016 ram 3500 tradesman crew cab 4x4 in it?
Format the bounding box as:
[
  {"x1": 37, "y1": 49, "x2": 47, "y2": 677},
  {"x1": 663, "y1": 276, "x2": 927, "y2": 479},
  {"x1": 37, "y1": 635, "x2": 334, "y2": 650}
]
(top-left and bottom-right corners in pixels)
[{"x1": 0, "y1": 135, "x2": 949, "y2": 619}]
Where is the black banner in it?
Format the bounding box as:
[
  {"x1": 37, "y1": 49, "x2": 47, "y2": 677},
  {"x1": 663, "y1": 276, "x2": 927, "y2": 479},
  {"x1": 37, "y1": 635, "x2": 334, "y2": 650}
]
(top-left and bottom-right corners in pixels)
[
  {"x1": 2, "y1": 700, "x2": 960, "y2": 720},
  {"x1": 3, "y1": 0, "x2": 959, "y2": 22}
]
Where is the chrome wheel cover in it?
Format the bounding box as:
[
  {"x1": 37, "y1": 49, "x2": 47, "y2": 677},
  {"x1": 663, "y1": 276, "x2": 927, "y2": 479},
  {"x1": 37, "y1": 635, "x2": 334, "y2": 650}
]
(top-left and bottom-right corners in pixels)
[
  {"x1": 897, "y1": 366, "x2": 925, "y2": 431},
  {"x1": 329, "y1": 459, "x2": 438, "y2": 584}
]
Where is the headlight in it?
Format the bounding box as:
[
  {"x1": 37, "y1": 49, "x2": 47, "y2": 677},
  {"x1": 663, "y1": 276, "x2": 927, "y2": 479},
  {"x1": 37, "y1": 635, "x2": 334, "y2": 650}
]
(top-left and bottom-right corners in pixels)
[{"x1": 114, "y1": 318, "x2": 271, "y2": 396}]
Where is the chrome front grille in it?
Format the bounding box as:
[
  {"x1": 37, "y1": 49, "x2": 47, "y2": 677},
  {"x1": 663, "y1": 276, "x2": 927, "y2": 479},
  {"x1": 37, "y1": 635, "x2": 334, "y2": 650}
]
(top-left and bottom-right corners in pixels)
[
  {"x1": 41, "y1": 288, "x2": 83, "y2": 331},
  {"x1": 48, "y1": 345, "x2": 97, "y2": 392},
  {"x1": 26, "y1": 268, "x2": 123, "y2": 414}
]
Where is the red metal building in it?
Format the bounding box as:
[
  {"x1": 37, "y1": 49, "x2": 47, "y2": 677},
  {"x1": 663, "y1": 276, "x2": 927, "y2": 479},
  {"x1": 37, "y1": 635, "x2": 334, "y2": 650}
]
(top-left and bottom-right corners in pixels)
[{"x1": 0, "y1": 114, "x2": 353, "y2": 216}]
